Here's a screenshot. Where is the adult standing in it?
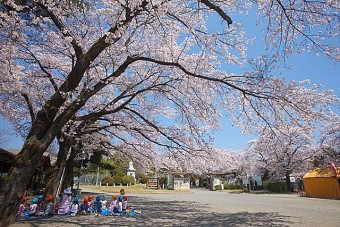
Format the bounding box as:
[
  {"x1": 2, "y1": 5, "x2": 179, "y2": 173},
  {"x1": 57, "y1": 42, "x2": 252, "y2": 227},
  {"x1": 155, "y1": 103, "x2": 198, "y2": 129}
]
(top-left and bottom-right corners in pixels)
[{"x1": 57, "y1": 187, "x2": 72, "y2": 215}]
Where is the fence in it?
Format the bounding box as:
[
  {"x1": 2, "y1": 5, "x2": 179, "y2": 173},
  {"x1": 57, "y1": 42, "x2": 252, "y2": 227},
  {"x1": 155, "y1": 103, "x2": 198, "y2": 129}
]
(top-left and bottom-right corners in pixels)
[{"x1": 74, "y1": 173, "x2": 110, "y2": 186}]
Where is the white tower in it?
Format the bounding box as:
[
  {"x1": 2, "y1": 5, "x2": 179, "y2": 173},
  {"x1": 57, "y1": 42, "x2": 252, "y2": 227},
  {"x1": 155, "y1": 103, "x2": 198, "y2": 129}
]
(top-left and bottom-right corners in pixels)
[{"x1": 126, "y1": 161, "x2": 136, "y2": 180}]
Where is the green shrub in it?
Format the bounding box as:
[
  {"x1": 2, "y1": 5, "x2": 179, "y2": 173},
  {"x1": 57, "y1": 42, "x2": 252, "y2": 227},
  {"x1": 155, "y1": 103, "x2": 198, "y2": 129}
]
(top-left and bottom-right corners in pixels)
[
  {"x1": 223, "y1": 183, "x2": 242, "y2": 190},
  {"x1": 139, "y1": 175, "x2": 147, "y2": 184},
  {"x1": 263, "y1": 180, "x2": 269, "y2": 190},
  {"x1": 235, "y1": 184, "x2": 243, "y2": 190},
  {"x1": 214, "y1": 185, "x2": 221, "y2": 190},
  {"x1": 101, "y1": 176, "x2": 114, "y2": 186},
  {"x1": 202, "y1": 180, "x2": 208, "y2": 188},
  {"x1": 122, "y1": 175, "x2": 135, "y2": 185},
  {"x1": 115, "y1": 169, "x2": 126, "y2": 178},
  {"x1": 112, "y1": 176, "x2": 122, "y2": 184},
  {"x1": 267, "y1": 181, "x2": 286, "y2": 193},
  {"x1": 159, "y1": 177, "x2": 167, "y2": 186}
]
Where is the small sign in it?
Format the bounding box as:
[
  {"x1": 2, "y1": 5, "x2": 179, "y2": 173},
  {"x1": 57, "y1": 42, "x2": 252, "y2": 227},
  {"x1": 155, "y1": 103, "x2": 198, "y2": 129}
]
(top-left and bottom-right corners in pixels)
[
  {"x1": 147, "y1": 177, "x2": 159, "y2": 189},
  {"x1": 242, "y1": 178, "x2": 249, "y2": 185},
  {"x1": 213, "y1": 178, "x2": 220, "y2": 186}
]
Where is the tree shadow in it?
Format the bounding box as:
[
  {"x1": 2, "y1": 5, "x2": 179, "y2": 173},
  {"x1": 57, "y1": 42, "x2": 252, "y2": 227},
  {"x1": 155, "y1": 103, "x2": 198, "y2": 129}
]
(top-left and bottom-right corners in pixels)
[{"x1": 14, "y1": 195, "x2": 295, "y2": 226}]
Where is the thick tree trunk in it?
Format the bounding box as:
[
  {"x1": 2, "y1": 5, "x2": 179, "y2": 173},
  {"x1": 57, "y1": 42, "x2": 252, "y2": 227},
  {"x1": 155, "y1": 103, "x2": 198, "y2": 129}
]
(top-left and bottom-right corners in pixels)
[
  {"x1": 0, "y1": 134, "x2": 53, "y2": 226},
  {"x1": 61, "y1": 147, "x2": 76, "y2": 191},
  {"x1": 0, "y1": 99, "x2": 87, "y2": 225},
  {"x1": 285, "y1": 174, "x2": 291, "y2": 193},
  {"x1": 44, "y1": 142, "x2": 69, "y2": 199},
  {"x1": 0, "y1": 104, "x2": 66, "y2": 225}
]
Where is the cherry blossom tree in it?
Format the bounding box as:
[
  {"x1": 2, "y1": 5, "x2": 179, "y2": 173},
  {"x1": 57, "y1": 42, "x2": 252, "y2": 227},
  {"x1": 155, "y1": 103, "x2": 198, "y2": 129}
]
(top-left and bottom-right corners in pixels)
[
  {"x1": 318, "y1": 116, "x2": 340, "y2": 166},
  {"x1": 253, "y1": 0, "x2": 339, "y2": 60},
  {"x1": 0, "y1": 128, "x2": 9, "y2": 148},
  {"x1": 0, "y1": 0, "x2": 339, "y2": 224},
  {"x1": 245, "y1": 123, "x2": 322, "y2": 191}
]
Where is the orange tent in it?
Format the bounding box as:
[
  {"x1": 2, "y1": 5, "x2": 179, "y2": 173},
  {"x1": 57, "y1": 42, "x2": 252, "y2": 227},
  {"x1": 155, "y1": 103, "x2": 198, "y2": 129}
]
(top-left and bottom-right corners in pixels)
[{"x1": 303, "y1": 167, "x2": 340, "y2": 199}]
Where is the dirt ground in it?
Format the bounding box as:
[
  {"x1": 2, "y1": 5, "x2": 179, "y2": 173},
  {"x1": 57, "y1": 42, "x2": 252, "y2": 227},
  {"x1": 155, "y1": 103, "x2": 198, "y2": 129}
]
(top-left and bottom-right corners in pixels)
[{"x1": 10, "y1": 188, "x2": 340, "y2": 227}]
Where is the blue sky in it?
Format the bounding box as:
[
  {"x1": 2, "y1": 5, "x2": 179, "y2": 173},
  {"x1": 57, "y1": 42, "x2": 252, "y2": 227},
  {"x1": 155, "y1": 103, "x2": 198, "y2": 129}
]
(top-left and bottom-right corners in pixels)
[
  {"x1": 208, "y1": 9, "x2": 340, "y2": 150},
  {"x1": 212, "y1": 52, "x2": 340, "y2": 150},
  {"x1": 1, "y1": 8, "x2": 339, "y2": 151}
]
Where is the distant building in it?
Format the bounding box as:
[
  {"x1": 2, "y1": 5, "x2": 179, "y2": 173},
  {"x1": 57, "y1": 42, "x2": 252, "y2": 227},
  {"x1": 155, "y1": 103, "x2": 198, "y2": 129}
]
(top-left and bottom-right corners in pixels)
[
  {"x1": 126, "y1": 161, "x2": 136, "y2": 180},
  {"x1": 167, "y1": 172, "x2": 192, "y2": 190},
  {"x1": 207, "y1": 171, "x2": 237, "y2": 190},
  {"x1": 0, "y1": 148, "x2": 51, "y2": 192}
]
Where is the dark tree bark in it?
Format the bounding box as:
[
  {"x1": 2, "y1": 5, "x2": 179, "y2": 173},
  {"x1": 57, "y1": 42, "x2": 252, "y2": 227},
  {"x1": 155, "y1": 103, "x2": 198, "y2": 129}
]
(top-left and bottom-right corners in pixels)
[
  {"x1": 44, "y1": 141, "x2": 69, "y2": 199},
  {"x1": 285, "y1": 173, "x2": 292, "y2": 193},
  {"x1": 61, "y1": 147, "x2": 76, "y2": 191},
  {"x1": 0, "y1": 86, "x2": 83, "y2": 225},
  {"x1": 0, "y1": 121, "x2": 56, "y2": 226}
]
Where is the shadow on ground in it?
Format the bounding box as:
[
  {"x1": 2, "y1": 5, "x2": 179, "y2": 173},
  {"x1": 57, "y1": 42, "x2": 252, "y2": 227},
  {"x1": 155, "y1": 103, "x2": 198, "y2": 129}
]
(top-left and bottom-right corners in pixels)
[{"x1": 12, "y1": 195, "x2": 294, "y2": 227}]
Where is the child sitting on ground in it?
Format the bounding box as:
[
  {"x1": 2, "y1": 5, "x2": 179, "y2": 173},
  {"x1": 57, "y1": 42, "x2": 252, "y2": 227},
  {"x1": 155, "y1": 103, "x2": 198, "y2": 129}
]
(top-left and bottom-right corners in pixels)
[
  {"x1": 93, "y1": 195, "x2": 102, "y2": 215},
  {"x1": 69, "y1": 195, "x2": 79, "y2": 216},
  {"x1": 57, "y1": 187, "x2": 72, "y2": 215},
  {"x1": 45, "y1": 195, "x2": 55, "y2": 216},
  {"x1": 117, "y1": 194, "x2": 124, "y2": 212},
  {"x1": 117, "y1": 189, "x2": 128, "y2": 212},
  {"x1": 88, "y1": 195, "x2": 94, "y2": 207},
  {"x1": 87, "y1": 195, "x2": 94, "y2": 212},
  {"x1": 80, "y1": 197, "x2": 89, "y2": 215},
  {"x1": 109, "y1": 194, "x2": 118, "y2": 213},
  {"x1": 122, "y1": 195, "x2": 128, "y2": 212},
  {"x1": 101, "y1": 195, "x2": 108, "y2": 209},
  {"x1": 28, "y1": 198, "x2": 39, "y2": 216},
  {"x1": 17, "y1": 196, "x2": 29, "y2": 217},
  {"x1": 37, "y1": 195, "x2": 44, "y2": 216}
]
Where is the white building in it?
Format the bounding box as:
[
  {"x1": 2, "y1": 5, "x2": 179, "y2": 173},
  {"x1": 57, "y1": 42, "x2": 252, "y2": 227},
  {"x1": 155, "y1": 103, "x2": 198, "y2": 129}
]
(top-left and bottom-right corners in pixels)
[{"x1": 126, "y1": 161, "x2": 136, "y2": 180}]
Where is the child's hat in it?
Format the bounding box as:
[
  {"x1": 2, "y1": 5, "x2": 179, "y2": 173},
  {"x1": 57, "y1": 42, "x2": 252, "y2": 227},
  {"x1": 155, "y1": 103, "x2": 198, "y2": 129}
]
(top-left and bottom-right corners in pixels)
[
  {"x1": 32, "y1": 198, "x2": 38, "y2": 203},
  {"x1": 124, "y1": 195, "x2": 128, "y2": 199},
  {"x1": 88, "y1": 194, "x2": 93, "y2": 199},
  {"x1": 63, "y1": 187, "x2": 72, "y2": 194},
  {"x1": 47, "y1": 195, "x2": 53, "y2": 201},
  {"x1": 96, "y1": 195, "x2": 101, "y2": 201},
  {"x1": 112, "y1": 194, "x2": 117, "y2": 199},
  {"x1": 38, "y1": 195, "x2": 44, "y2": 199},
  {"x1": 84, "y1": 197, "x2": 88, "y2": 203}
]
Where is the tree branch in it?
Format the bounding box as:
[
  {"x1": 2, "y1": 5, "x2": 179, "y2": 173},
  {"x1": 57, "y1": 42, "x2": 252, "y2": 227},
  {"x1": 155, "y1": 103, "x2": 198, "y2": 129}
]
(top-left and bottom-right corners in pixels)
[
  {"x1": 38, "y1": 3, "x2": 83, "y2": 58},
  {"x1": 21, "y1": 93, "x2": 35, "y2": 121},
  {"x1": 134, "y1": 56, "x2": 270, "y2": 99},
  {"x1": 199, "y1": 0, "x2": 232, "y2": 26}
]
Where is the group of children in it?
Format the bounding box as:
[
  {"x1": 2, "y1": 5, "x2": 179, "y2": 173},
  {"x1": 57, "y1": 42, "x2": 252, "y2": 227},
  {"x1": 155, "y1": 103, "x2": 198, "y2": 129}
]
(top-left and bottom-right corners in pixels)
[
  {"x1": 17, "y1": 188, "x2": 129, "y2": 217},
  {"x1": 17, "y1": 194, "x2": 55, "y2": 217},
  {"x1": 80, "y1": 189, "x2": 129, "y2": 216}
]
